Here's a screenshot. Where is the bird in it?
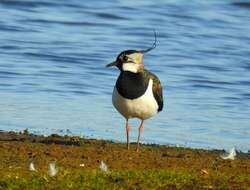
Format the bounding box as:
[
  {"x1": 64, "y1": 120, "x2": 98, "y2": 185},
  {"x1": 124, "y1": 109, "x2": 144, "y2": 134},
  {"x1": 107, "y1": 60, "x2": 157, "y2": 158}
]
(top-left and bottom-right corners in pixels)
[{"x1": 106, "y1": 33, "x2": 163, "y2": 152}]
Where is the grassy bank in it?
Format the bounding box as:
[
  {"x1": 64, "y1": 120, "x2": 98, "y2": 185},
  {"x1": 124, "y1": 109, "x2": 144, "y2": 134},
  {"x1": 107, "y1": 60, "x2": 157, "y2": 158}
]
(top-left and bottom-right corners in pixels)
[{"x1": 0, "y1": 131, "x2": 249, "y2": 189}]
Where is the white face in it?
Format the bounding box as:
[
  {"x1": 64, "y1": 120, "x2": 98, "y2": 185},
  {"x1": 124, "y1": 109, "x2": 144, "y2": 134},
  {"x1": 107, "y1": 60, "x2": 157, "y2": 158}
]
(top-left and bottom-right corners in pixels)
[{"x1": 122, "y1": 62, "x2": 141, "y2": 73}]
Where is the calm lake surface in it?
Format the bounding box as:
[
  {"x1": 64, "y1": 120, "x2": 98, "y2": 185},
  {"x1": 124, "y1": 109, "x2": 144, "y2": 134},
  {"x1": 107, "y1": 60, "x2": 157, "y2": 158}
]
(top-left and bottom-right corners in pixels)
[{"x1": 0, "y1": 0, "x2": 249, "y2": 151}]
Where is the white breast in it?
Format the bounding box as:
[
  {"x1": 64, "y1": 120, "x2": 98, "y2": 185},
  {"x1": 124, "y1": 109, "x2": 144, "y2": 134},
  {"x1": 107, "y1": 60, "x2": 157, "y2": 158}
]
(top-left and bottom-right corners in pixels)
[{"x1": 112, "y1": 79, "x2": 158, "y2": 120}]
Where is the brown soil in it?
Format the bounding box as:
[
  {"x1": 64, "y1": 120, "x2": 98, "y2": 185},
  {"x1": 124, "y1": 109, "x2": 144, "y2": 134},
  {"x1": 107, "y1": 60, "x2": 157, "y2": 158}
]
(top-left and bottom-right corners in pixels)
[{"x1": 0, "y1": 130, "x2": 250, "y2": 189}]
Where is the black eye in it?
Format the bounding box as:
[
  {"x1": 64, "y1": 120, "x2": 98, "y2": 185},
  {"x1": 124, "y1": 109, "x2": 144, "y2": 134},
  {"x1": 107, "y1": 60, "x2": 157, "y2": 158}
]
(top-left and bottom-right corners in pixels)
[
  {"x1": 119, "y1": 54, "x2": 127, "y2": 61},
  {"x1": 123, "y1": 56, "x2": 128, "y2": 61}
]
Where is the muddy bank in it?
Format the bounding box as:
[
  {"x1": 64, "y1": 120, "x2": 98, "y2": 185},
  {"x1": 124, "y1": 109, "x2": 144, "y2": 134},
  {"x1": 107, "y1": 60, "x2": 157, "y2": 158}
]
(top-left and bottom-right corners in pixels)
[{"x1": 0, "y1": 130, "x2": 250, "y2": 189}]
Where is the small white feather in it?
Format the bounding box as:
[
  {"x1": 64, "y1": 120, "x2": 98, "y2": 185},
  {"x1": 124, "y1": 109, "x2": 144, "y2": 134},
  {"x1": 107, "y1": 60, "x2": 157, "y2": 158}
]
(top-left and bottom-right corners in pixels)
[
  {"x1": 221, "y1": 147, "x2": 237, "y2": 160},
  {"x1": 29, "y1": 162, "x2": 36, "y2": 171},
  {"x1": 99, "y1": 161, "x2": 108, "y2": 172},
  {"x1": 48, "y1": 162, "x2": 58, "y2": 177}
]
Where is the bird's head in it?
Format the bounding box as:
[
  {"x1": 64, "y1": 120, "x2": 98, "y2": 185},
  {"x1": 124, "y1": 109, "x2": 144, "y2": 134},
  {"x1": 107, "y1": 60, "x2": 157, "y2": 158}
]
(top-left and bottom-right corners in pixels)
[
  {"x1": 106, "y1": 31, "x2": 157, "y2": 73},
  {"x1": 106, "y1": 50, "x2": 145, "y2": 73}
]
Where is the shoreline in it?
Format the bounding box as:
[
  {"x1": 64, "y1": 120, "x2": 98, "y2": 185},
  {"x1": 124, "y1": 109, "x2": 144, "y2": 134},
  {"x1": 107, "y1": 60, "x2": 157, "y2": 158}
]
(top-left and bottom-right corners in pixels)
[
  {"x1": 0, "y1": 130, "x2": 250, "y2": 189},
  {"x1": 1, "y1": 129, "x2": 249, "y2": 153}
]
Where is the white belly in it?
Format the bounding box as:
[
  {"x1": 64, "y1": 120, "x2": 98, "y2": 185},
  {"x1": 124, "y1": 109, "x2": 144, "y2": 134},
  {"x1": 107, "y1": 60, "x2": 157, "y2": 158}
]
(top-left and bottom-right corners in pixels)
[{"x1": 112, "y1": 79, "x2": 158, "y2": 120}]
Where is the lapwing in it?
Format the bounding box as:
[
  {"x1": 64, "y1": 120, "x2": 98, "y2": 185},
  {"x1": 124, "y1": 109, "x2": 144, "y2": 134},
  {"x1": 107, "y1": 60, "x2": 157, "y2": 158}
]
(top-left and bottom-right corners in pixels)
[{"x1": 106, "y1": 33, "x2": 163, "y2": 152}]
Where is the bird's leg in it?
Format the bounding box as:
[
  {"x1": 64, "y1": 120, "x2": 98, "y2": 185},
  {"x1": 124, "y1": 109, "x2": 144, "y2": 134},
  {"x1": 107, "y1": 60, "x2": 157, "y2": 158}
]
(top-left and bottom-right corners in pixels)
[
  {"x1": 125, "y1": 119, "x2": 130, "y2": 150},
  {"x1": 136, "y1": 120, "x2": 144, "y2": 152}
]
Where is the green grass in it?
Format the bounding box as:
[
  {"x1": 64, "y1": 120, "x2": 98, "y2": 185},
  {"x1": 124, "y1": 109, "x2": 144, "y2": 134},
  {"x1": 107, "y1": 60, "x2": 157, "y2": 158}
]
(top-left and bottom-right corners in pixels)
[
  {"x1": 0, "y1": 169, "x2": 199, "y2": 190},
  {"x1": 1, "y1": 168, "x2": 250, "y2": 190},
  {"x1": 1, "y1": 132, "x2": 250, "y2": 190}
]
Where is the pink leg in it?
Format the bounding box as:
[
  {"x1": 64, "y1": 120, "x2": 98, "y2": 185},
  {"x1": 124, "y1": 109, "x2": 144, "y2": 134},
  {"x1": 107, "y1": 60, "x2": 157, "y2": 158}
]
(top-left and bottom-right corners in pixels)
[
  {"x1": 136, "y1": 120, "x2": 144, "y2": 152},
  {"x1": 125, "y1": 119, "x2": 130, "y2": 150}
]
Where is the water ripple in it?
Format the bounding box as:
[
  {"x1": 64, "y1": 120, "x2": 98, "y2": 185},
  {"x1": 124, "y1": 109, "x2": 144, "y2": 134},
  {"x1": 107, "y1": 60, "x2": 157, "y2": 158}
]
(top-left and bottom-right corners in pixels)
[
  {"x1": 21, "y1": 19, "x2": 116, "y2": 27},
  {"x1": 0, "y1": 0, "x2": 56, "y2": 8},
  {"x1": 0, "y1": 0, "x2": 249, "y2": 151},
  {"x1": 231, "y1": 2, "x2": 250, "y2": 8}
]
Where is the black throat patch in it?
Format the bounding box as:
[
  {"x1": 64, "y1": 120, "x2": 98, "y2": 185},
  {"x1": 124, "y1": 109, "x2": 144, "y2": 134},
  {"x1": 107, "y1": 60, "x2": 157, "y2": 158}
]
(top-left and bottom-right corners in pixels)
[{"x1": 116, "y1": 71, "x2": 149, "y2": 99}]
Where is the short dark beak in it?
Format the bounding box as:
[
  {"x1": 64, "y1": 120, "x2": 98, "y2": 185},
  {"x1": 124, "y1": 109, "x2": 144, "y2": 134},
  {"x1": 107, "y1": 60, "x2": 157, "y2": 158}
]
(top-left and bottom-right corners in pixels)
[{"x1": 106, "y1": 61, "x2": 117, "y2": 68}]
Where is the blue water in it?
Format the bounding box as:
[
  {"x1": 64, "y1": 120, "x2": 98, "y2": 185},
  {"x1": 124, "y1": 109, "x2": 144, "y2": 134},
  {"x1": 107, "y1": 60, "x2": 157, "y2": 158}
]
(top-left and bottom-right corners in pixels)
[{"x1": 0, "y1": 0, "x2": 250, "y2": 151}]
